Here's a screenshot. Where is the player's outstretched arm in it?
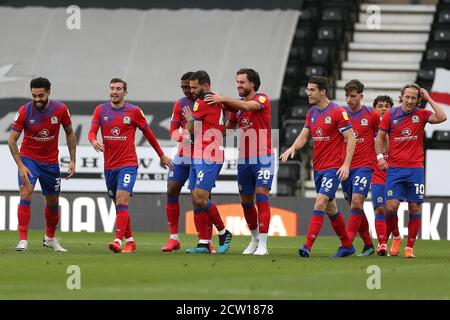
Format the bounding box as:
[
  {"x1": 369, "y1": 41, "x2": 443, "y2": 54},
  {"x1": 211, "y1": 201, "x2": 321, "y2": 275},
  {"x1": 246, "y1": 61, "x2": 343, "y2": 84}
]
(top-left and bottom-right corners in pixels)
[
  {"x1": 280, "y1": 127, "x2": 311, "y2": 162},
  {"x1": 375, "y1": 130, "x2": 389, "y2": 171},
  {"x1": 64, "y1": 124, "x2": 76, "y2": 179},
  {"x1": 205, "y1": 94, "x2": 260, "y2": 111},
  {"x1": 337, "y1": 128, "x2": 355, "y2": 181},
  {"x1": 8, "y1": 130, "x2": 32, "y2": 185},
  {"x1": 420, "y1": 88, "x2": 448, "y2": 124}
]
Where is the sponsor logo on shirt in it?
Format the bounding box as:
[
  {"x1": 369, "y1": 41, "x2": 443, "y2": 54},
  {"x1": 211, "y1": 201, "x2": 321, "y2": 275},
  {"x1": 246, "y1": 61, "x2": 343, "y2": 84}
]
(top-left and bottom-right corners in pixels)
[
  {"x1": 315, "y1": 128, "x2": 323, "y2": 136},
  {"x1": 402, "y1": 128, "x2": 412, "y2": 136},
  {"x1": 258, "y1": 96, "x2": 266, "y2": 104},
  {"x1": 33, "y1": 128, "x2": 55, "y2": 142},
  {"x1": 325, "y1": 116, "x2": 332, "y2": 124},
  {"x1": 240, "y1": 117, "x2": 253, "y2": 130},
  {"x1": 361, "y1": 118, "x2": 368, "y2": 126},
  {"x1": 193, "y1": 102, "x2": 199, "y2": 112},
  {"x1": 123, "y1": 116, "x2": 131, "y2": 124},
  {"x1": 51, "y1": 116, "x2": 58, "y2": 124},
  {"x1": 111, "y1": 127, "x2": 120, "y2": 136},
  {"x1": 103, "y1": 127, "x2": 127, "y2": 141}
]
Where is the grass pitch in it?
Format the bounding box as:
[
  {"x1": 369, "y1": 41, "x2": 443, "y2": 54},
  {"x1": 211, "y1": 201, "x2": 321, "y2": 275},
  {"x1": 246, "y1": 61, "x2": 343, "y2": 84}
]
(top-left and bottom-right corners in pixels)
[{"x1": 0, "y1": 230, "x2": 449, "y2": 299}]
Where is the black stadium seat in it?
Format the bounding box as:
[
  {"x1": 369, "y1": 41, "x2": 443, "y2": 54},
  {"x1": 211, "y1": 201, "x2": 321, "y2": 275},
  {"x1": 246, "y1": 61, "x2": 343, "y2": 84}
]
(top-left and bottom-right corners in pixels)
[
  {"x1": 438, "y1": 10, "x2": 450, "y2": 23},
  {"x1": 311, "y1": 46, "x2": 330, "y2": 64},
  {"x1": 289, "y1": 104, "x2": 309, "y2": 119},
  {"x1": 322, "y1": 8, "x2": 344, "y2": 21},
  {"x1": 278, "y1": 161, "x2": 302, "y2": 182},
  {"x1": 283, "y1": 120, "x2": 306, "y2": 146},
  {"x1": 294, "y1": 26, "x2": 313, "y2": 41},
  {"x1": 317, "y1": 26, "x2": 336, "y2": 40},
  {"x1": 426, "y1": 48, "x2": 448, "y2": 61},
  {"x1": 298, "y1": 85, "x2": 309, "y2": 98},
  {"x1": 434, "y1": 29, "x2": 450, "y2": 42},
  {"x1": 431, "y1": 130, "x2": 450, "y2": 148},
  {"x1": 417, "y1": 68, "x2": 435, "y2": 81},
  {"x1": 305, "y1": 65, "x2": 327, "y2": 77}
]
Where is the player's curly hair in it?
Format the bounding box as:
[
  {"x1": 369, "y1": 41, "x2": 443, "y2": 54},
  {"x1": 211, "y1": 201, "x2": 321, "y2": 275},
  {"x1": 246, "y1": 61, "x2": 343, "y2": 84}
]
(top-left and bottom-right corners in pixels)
[
  {"x1": 236, "y1": 68, "x2": 261, "y2": 91},
  {"x1": 30, "y1": 77, "x2": 51, "y2": 91},
  {"x1": 399, "y1": 83, "x2": 421, "y2": 107},
  {"x1": 373, "y1": 95, "x2": 394, "y2": 108}
]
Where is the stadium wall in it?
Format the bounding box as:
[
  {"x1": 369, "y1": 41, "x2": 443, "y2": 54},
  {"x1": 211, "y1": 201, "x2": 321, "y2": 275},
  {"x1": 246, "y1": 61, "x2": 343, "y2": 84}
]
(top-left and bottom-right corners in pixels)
[{"x1": 1, "y1": 192, "x2": 449, "y2": 240}]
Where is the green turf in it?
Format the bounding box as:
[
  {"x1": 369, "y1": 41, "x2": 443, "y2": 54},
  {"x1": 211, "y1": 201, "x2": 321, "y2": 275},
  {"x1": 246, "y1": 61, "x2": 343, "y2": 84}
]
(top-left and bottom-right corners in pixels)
[{"x1": 1, "y1": 230, "x2": 449, "y2": 299}]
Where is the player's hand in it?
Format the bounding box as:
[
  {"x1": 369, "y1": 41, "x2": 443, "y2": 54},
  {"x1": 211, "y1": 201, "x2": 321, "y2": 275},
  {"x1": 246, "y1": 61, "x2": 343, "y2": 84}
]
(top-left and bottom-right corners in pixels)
[
  {"x1": 182, "y1": 106, "x2": 192, "y2": 122},
  {"x1": 378, "y1": 158, "x2": 388, "y2": 171},
  {"x1": 279, "y1": 146, "x2": 296, "y2": 162},
  {"x1": 204, "y1": 93, "x2": 224, "y2": 105},
  {"x1": 419, "y1": 88, "x2": 431, "y2": 102},
  {"x1": 18, "y1": 164, "x2": 32, "y2": 185},
  {"x1": 337, "y1": 164, "x2": 350, "y2": 181},
  {"x1": 66, "y1": 161, "x2": 75, "y2": 180},
  {"x1": 91, "y1": 140, "x2": 105, "y2": 152},
  {"x1": 160, "y1": 154, "x2": 174, "y2": 171}
]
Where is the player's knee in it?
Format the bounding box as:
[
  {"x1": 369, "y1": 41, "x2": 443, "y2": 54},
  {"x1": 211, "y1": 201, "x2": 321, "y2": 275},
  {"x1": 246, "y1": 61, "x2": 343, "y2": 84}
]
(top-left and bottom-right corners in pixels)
[
  {"x1": 350, "y1": 199, "x2": 364, "y2": 211},
  {"x1": 408, "y1": 202, "x2": 421, "y2": 213},
  {"x1": 167, "y1": 183, "x2": 182, "y2": 198},
  {"x1": 192, "y1": 196, "x2": 207, "y2": 209},
  {"x1": 314, "y1": 196, "x2": 328, "y2": 210},
  {"x1": 45, "y1": 198, "x2": 59, "y2": 207}
]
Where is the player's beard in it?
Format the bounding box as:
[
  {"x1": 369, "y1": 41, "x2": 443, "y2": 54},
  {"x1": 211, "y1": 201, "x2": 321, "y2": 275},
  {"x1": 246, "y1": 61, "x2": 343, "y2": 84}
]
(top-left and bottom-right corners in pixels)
[
  {"x1": 33, "y1": 99, "x2": 48, "y2": 110},
  {"x1": 238, "y1": 87, "x2": 250, "y2": 98}
]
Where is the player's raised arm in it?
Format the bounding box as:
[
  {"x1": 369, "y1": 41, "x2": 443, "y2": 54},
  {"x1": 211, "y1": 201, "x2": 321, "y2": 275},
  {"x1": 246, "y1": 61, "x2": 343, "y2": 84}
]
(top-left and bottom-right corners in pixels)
[
  {"x1": 420, "y1": 88, "x2": 447, "y2": 124},
  {"x1": 205, "y1": 93, "x2": 261, "y2": 111},
  {"x1": 337, "y1": 128, "x2": 355, "y2": 181},
  {"x1": 280, "y1": 127, "x2": 311, "y2": 162}
]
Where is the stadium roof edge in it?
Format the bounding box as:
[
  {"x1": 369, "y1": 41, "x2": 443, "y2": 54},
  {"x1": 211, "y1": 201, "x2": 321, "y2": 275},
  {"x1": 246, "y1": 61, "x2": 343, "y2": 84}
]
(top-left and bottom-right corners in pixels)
[{"x1": 0, "y1": 0, "x2": 303, "y2": 10}]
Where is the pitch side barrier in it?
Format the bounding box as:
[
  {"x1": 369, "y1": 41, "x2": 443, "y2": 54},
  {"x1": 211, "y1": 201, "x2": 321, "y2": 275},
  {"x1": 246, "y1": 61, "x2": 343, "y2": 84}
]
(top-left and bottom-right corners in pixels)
[{"x1": 0, "y1": 192, "x2": 449, "y2": 240}]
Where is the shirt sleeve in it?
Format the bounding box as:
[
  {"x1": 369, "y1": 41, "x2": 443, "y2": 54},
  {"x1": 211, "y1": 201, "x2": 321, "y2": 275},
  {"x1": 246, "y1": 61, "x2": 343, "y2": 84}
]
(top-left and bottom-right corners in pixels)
[
  {"x1": 228, "y1": 111, "x2": 237, "y2": 123},
  {"x1": 254, "y1": 94, "x2": 271, "y2": 110},
  {"x1": 11, "y1": 106, "x2": 26, "y2": 133},
  {"x1": 134, "y1": 107, "x2": 150, "y2": 130},
  {"x1": 88, "y1": 105, "x2": 101, "y2": 143},
  {"x1": 304, "y1": 110, "x2": 311, "y2": 129},
  {"x1": 420, "y1": 109, "x2": 434, "y2": 123},
  {"x1": 171, "y1": 100, "x2": 182, "y2": 125},
  {"x1": 60, "y1": 103, "x2": 72, "y2": 127},
  {"x1": 192, "y1": 100, "x2": 207, "y2": 121},
  {"x1": 379, "y1": 110, "x2": 391, "y2": 132},
  {"x1": 372, "y1": 109, "x2": 381, "y2": 132},
  {"x1": 335, "y1": 107, "x2": 352, "y2": 132}
]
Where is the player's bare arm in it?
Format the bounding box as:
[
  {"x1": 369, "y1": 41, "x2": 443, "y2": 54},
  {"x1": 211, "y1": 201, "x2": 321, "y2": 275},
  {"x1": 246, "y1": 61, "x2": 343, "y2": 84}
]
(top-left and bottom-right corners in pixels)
[
  {"x1": 205, "y1": 94, "x2": 260, "y2": 111},
  {"x1": 64, "y1": 124, "x2": 76, "y2": 179},
  {"x1": 337, "y1": 128, "x2": 355, "y2": 181},
  {"x1": 8, "y1": 130, "x2": 32, "y2": 185},
  {"x1": 280, "y1": 127, "x2": 311, "y2": 162},
  {"x1": 160, "y1": 154, "x2": 174, "y2": 171},
  {"x1": 375, "y1": 130, "x2": 389, "y2": 171},
  {"x1": 420, "y1": 88, "x2": 448, "y2": 124},
  {"x1": 180, "y1": 106, "x2": 193, "y2": 141}
]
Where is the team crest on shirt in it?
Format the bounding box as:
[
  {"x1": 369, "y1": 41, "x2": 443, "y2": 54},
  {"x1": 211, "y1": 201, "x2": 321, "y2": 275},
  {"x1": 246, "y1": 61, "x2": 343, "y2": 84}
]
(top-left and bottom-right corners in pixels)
[
  {"x1": 412, "y1": 115, "x2": 419, "y2": 123},
  {"x1": 377, "y1": 196, "x2": 383, "y2": 203},
  {"x1": 361, "y1": 118, "x2": 368, "y2": 126},
  {"x1": 324, "y1": 116, "x2": 332, "y2": 124},
  {"x1": 14, "y1": 112, "x2": 20, "y2": 122},
  {"x1": 193, "y1": 102, "x2": 199, "y2": 112},
  {"x1": 258, "y1": 96, "x2": 266, "y2": 104},
  {"x1": 387, "y1": 190, "x2": 393, "y2": 197},
  {"x1": 51, "y1": 116, "x2": 58, "y2": 124},
  {"x1": 123, "y1": 116, "x2": 131, "y2": 124}
]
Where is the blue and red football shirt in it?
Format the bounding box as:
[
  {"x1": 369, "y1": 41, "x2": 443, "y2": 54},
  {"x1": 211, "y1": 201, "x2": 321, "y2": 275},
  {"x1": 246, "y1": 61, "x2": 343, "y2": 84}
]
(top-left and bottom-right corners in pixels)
[
  {"x1": 89, "y1": 102, "x2": 163, "y2": 170},
  {"x1": 228, "y1": 93, "x2": 272, "y2": 158},
  {"x1": 379, "y1": 106, "x2": 433, "y2": 168},
  {"x1": 11, "y1": 100, "x2": 71, "y2": 164},
  {"x1": 192, "y1": 95, "x2": 227, "y2": 162},
  {"x1": 305, "y1": 101, "x2": 352, "y2": 171},
  {"x1": 344, "y1": 105, "x2": 380, "y2": 169}
]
